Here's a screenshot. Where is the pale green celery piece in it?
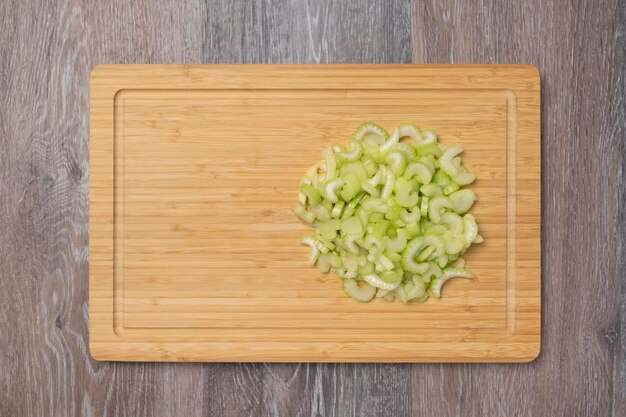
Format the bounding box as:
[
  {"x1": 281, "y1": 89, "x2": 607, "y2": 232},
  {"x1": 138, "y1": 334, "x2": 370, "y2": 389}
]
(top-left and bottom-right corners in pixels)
[
  {"x1": 395, "y1": 284, "x2": 408, "y2": 303},
  {"x1": 330, "y1": 253, "x2": 342, "y2": 268},
  {"x1": 370, "y1": 219, "x2": 389, "y2": 236},
  {"x1": 398, "y1": 123, "x2": 423, "y2": 144},
  {"x1": 428, "y1": 196, "x2": 453, "y2": 223},
  {"x1": 405, "y1": 162, "x2": 433, "y2": 184},
  {"x1": 449, "y1": 189, "x2": 476, "y2": 213},
  {"x1": 365, "y1": 273, "x2": 400, "y2": 290},
  {"x1": 331, "y1": 200, "x2": 345, "y2": 218},
  {"x1": 418, "y1": 155, "x2": 437, "y2": 171},
  {"x1": 300, "y1": 183, "x2": 322, "y2": 206},
  {"x1": 361, "y1": 156, "x2": 377, "y2": 176},
  {"x1": 420, "y1": 196, "x2": 429, "y2": 217},
  {"x1": 463, "y1": 214, "x2": 478, "y2": 245},
  {"x1": 420, "y1": 183, "x2": 442, "y2": 196},
  {"x1": 443, "y1": 182, "x2": 460, "y2": 195},
  {"x1": 342, "y1": 279, "x2": 377, "y2": 302},
  {"x1": 362, "y1": 198, "x2": 389, "y2": 214},
  {"x1": 383, "y1": 250, "x2": 402, "y2": 263},
  {"x1": 385, "y1": 151, "x2": 407, "y2": 176},
  {"x1": 336, "y1": 141, "x2": 363, "y2": 161},
  {"x1": 316, "y1": 253, "x2": 334, "y2": 272},
  {"x1": 308, "y1": 246, "x2": 320, "y2": 264},
  {"x1": 323, "y1": 178, "x2": 345, "y2": 203},
  {"x1": 416, "y1": 246, "x2": 435, "y2": 262},
  {"x1": 357, "y1": 207, "x2": 369, "y2": 227},
  {"x1": 380, "y1": 270, "x2": 399, "y2": 283},
  {"x1": 433, "y1": 169, "x2": 452, "y2": 187},
  {"x1": 399, "y1": 207, "x2": 420, "y2": 224},
  {"x1": 376, "y1": 288, "x2": 390, "y2": 298},
  {"x1": 380, "y1": 170, "x2": 395, "y2": 200},
  {"x1": 419, "y1": 129, "x2": 437, "y2": 146},
  {"x1": 339, "y1": 172, "x2": 362, "y2": 201},
  {"x1": 352, "y1": 122, "x2": 389, "y2": 142},
  {"x1": 401, "y1": 238, "x2": 430, "y2": 274},
  {"x1": 322, "y1": 148, "x2": 337, "y2": 181},
  {"x1": 422, "y1": 235, "x2": 445, "y2": 257},
  {"x1": 293, "y1": 204, "x2": 315, "y2": 224},
  {"x1": 361, "y1": 181, "x2": 379, "y2": 196},
  {"x1": 341, "y1": 216, "x2": 363, "y2": 235},
  {"x1": 429, "y1": 268, "x2": 474, "y2": 298},
  {"x1": 396, "y1": 192, "x2": 418, "y2": 208},
  {"x1": 416, "y1": 143, "x2": 442, "y2": 158},
  {"x1": 368, "y1": 211, "x2": 384, "y2": 223},
  {"x1": 343, "y1": 252, "x2": 360, "y2": 272},
  {"x1": 364, "y1": 234, "x2": 385, "y2": 251},
  {"x1": 385, "y1": 228, "x2": 407, "y2": 252},
  {"x1": 443, "y1": 231, "x2": 465, "y2": 254},
  {"x1": 439, "y1": 146, "x2": 463, "y2": 177},
  {"x1": 441, "y1": 212, "x2": 463, "y2": 235},
  {"x1": 358, "y1": 261, "x2": 375, "y2": 275},
  {"x1": 319, "y1": 219, "x2": 341, "y2": 240},
  {"x1": 378, "y1": 127, "x2": 400, "y2": 154},
  {"x1": 410, "y1": 275, "x2": 426, "y2": 299},
  {"x1": 454, "y1": 171, "x2": 475, "y2": 186},
  {"x1": 425, "y1": 224, "x2": 447, "y2": 235},
  {"x1": 343, "y1": 234, "x2": 361, "y2": 255},
  {"x1": 340, "y1": 161, "x2": 368, "y2": 180},
  {"x1": 410, "y1": 292, "x2": 429, "y2": 304},
  {"x1": 405, "y1": 223, "x2": 420, "y2": 238},
  {"x1": 312, "y1": 204, "x2": 331, "y2": 221},
  {"x1": 315, "y1": 235, "x2": 336, "y2": 251},
  {"x1": 451, "y1": 257, "x2": 465, "y2": 269},
  {"x1": 391, "y1": 142, "x2": 416, "y2": 161}
]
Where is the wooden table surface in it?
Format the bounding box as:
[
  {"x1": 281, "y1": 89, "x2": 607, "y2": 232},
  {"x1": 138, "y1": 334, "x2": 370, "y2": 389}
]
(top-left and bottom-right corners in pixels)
[{"x1": 0, "y1": 0, "x2": 622, "y2": 416}]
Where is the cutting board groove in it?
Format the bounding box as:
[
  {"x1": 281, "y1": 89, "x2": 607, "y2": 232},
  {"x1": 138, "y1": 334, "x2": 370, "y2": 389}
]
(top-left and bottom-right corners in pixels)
[{"x1": 90, "y1": 65, "x2": 540, "y2": 362}]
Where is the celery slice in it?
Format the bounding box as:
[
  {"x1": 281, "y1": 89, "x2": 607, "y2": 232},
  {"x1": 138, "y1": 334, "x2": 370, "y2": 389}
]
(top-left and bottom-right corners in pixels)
[
  {"x1": 342, "y1": 279, "x2": 376, "y2": 302},
  {"x1": 364, "y1": 273, "x2": 400, "y2": 290},
  {"x1": 341, "y1": 217, "x2": 363, "y2": 235},
  {"x1": 429, "y1": 268, "x2": 474, "y2": 298},
  {"x1": 322, "y1": 148, "x2": 337, "y2": 181}
]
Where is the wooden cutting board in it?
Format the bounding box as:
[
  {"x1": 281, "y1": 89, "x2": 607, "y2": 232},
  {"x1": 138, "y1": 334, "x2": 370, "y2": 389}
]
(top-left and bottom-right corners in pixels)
[{"x1": 90, "y1": 65, "x2": 540, "y2": 362}]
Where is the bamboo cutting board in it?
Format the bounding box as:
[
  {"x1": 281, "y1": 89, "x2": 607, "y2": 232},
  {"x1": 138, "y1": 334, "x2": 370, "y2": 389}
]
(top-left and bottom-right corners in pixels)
[{"x1": 90, "y1": 65, "x2": 540, "y2": 362}]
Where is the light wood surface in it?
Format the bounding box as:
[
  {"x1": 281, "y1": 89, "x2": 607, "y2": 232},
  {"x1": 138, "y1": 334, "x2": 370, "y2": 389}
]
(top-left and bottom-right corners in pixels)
[
  {"x1": 90, "y1": 64, "x2": 540, "y2": 362},
  {"x1": 2, "y1": 0, "x2": 623, "y2": 415}
]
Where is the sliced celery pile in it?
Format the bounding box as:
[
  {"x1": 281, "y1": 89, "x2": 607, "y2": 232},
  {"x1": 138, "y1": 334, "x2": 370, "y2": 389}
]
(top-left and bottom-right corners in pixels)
[{"x1": 293, "y1": 123, "x2": 483, "y2": 303}]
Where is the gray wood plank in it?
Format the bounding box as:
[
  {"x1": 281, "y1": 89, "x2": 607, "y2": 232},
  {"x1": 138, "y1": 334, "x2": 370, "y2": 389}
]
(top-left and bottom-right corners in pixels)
[
  {"x1": 203, "y1": 0, "x2": 412, "y2": 64},
  {"x1": 0, "y1": 0, "x2": 624, "y2": 416}
]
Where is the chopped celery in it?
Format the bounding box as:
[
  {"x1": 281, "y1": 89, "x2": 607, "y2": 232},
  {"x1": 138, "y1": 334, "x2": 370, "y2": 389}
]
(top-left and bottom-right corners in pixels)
[
  {"x1": 319, "y1": 219, "x2": 341, "y2": 240},
  {"x1": 300, "y1": 183, "x2": 321, "y2": 206},
  {"x1": 429, "y1": 268, "x2": 474, "y2": 298},
  {"x1": 449, "y1": 189, "x2": 476, "y2": 213},
  {"x1": 342, "y1": 279, "x2": 377, "y2": 302},
  {"x1": 331, "y1": 201, "x2": 345, "y2": 218},
  {"x1": 295, "y1": 123, "x2": 481, "y2": 302},
  {"x1": 293, "y1": 204, "x2": 315, "y2": 224},
  {"x1": 341, "y1": 217, "x2": 363, "y2": 235},
  {"x1": 365, "y1": 273, "x2": 400, "y2": 290},
  {"x1": 323, "y1": 178, "x2": 345, "y2": 203},
  {"x1": 420, "y1": 183, "x2": 442, "y2": 197}
]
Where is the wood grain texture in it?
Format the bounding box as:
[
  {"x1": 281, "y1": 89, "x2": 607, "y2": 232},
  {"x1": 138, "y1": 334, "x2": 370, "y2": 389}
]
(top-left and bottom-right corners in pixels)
[
  {"x1": 89, "y1": 64, "x2": 540, "y2": 362},
  {"x1": 0, "y1": 0, "x2": 622, "y2": 416}
]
